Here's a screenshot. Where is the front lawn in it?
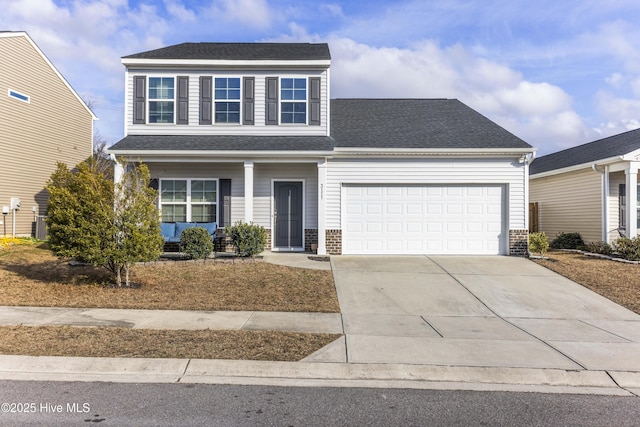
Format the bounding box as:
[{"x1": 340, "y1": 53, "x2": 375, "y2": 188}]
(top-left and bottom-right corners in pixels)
[
  {"x1": 0, "y1": 243, "x2": 339, "y2": 312},
  {"x1": 0, "y1": 242, "x2": 341, "y2": 361}
]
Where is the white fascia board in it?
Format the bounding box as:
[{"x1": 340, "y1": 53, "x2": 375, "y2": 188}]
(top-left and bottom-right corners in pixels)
[
  {"x1": 530, "y1": 155, "x2": 629, "y2": 179},
  {"x1": 331, "y1": 147, "x2": 536, "y2": 158},
  {"x1": 121, "y1": 58, "x2": 331, "y2": 69},
  {"x1": 106, "y1": 149, "x2": 333, "y2": 161}
]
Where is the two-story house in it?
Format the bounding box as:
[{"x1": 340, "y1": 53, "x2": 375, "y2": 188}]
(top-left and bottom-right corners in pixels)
[
  {"x1": 108, "y1": 42, "x2": 534, "y2": 256},
  {"x1": 0, "y1": 31, "x2": 96, "y2": 237}
]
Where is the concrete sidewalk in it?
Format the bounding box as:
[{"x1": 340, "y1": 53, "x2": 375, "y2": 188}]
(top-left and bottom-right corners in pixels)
[{"x1": 0, "y1": 253, "x2": 639, "y2": 396}]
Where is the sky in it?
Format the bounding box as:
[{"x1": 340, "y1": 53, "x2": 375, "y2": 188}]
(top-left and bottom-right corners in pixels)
[{"x1": 3, "y1": 0, "x2": 640, "y2": 156}]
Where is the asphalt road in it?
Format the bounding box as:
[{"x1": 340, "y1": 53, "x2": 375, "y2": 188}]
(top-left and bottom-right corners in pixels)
[{"x1": 0, "y1": 381, "x2": 638, "y2": 426}]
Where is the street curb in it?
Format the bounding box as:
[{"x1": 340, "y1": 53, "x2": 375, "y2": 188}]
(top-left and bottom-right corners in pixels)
[{"x1": 0, "y1": 355, "x2": 637, "y2": 396}]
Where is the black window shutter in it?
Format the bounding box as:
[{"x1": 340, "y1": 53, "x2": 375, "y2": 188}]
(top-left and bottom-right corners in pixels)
[
  {"x1": 219, "y1": 179, "x2": 232, "y2": 227},
  {"x1": 265, "y1": 77, "x2": 278, "y2": 125},
  {"x1": 133, "y1": 75, "x2": 146, "y2": 124},
  {"x1": 309, "y1": 77, "x2": 321, "y2": 126},
  {"x1": 199, "y1": 76, "x2": 212, "y2": 125},
  {"x1": 177, "y1": 76, "x2": 189, "y2": 125},
  {"x1": 149, "y1": 179, "x2": 159, "y2": 190},
  {"x1": 243, "y1": 77, "x2": 255, "y2": 125}
]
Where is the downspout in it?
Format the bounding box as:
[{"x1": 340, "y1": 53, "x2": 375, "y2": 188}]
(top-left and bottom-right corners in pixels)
[{"x1": 592, "y1": 163, "x2": 609, "y2": 242}]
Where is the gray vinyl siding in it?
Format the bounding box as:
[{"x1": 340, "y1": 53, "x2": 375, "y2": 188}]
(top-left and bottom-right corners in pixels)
[
  {"x1": 124, "y1": 69, "x2": 329, "y2": 137},
  {"x1": 325, "y1": 158, "x2": 527, "y2": 230},
  {"x1": 146, "y1": 163, "x2": 245, "y2": 225},
  {"x1": 253, "y1": 163, "x2": 318, "y2": 229},
  {"x1": 529, "y1": 168, "x2": 602, "y2": 243},
  {"x1": 0, "y1": 34, "x2": 94, "y2": 236},
  {"x1": 145, "y1": 162, "x2": 318, "y2": 229}
]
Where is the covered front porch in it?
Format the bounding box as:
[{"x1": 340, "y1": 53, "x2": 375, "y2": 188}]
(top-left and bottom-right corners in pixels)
[
  {"x1": 595, "y1": 160, "x2": 640, "y2": 243},
  {"x1": 112, "y1": 156, "x2": 331, "y2": 255}
]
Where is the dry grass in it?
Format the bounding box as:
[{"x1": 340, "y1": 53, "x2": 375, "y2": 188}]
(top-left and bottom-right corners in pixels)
[
  {"x1": 533, "y1": 250, "x2": 640, "y2": 314},
  {"x1": 0, "y1": 326, "x2": 341, "y2": 361},
  {"x1": 0, "y1": 242, "x2": 341, "y2": 360},
  {"x1": 0, "y1": 243, "x2": 339, "y2": 312}
]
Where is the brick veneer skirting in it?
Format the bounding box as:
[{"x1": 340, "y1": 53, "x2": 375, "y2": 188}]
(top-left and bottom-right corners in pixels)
[
  {"x1": 305, "y1": 229, "x2": 318, "y2": 252},
  {"x1": 509, "y1": 229, "x2": 529, "y2": 257},
  {"x1": 326, "y1": 229, "x2": 342, "y2": 255}
]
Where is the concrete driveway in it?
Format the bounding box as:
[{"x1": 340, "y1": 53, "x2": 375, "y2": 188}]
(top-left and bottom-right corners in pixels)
[{"x1": 322, "y1": 256, "x2": 640, "y2": 374}]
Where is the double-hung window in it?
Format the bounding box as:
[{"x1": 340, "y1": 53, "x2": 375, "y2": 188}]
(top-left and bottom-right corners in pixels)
[
  {"x1": 281, "y1": 78, "x2": 306, "y2": 124},
  {"x1": 148, "y1": 77, "x2": 175, "y2": 123},
  {"x1": 214, "y1": 78, "x2": 240, "y2": 123},
  {"x1": 160, "y1": 179, "x2": 217, "y2": 223}
]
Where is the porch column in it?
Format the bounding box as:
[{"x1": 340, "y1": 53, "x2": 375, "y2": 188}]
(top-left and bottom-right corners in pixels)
[
  {"x1": 111, "y1": 154, "x2": 124, "y2": 185},
  {"x1": 602, "y1": 166, "x2": 610, "y2": 243},
  {"x1": 626, "y1": 163, "x2": 639, "y2": 238},
  {"x1": 244, "y1": 161, "x2": 254, "y2": 223},
  {"x1": 317, "y1": 159, "x2": 327, "y2": 255}
]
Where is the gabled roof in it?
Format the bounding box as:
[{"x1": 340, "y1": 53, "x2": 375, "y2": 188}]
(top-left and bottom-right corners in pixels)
[
  {"x1": 0, "y1": 31, "x2": 97, "y2": 120},
  {"x1": 109, "y1": 98, "x2": 532, "y2": 154},
  {"x1": 530, "y1": 128, "x2": 640, "y2": 175},
  {"x1": 331, "y1": 99, "x2": 531, "y2": 150},
  {"x1": 123, "y1": 42, "x2": 331, "y2": 61}
]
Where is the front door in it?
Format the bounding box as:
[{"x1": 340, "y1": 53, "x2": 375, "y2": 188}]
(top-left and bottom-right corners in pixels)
[{"x1": 274, "y1": 181, "x2": 303, "y2": 249}]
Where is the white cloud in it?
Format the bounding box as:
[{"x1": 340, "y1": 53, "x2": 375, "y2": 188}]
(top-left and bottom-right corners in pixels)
[
  {"x1": 325, "y1": 37, "x2": 588, "y2": 153},
  {"x1": 207, "y1": 0, "x2": 272, "y2": 30},
  {"x1": 164, "y1": 0, "x2": 197, "y2": 22}
]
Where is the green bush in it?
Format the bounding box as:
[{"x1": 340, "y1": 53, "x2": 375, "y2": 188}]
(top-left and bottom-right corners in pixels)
[
  {"x1": 180, "y1": 227, "x2": 213, "y2": 260},
  {"x1": 585, "y1": 241, "x2": 613, "y2": 256},
  {"x1": 613, "y1": 237, "x2": 640, "y2": 261},
  {"x1": 550, "y1": 232, "x2": 585, "y2": 250},
  {"x1": 228, "y1": 221, "x2": 267, "y2": 257},
  {"x1": 528, "y1": 232, "x2": 549, "y2": 257}
]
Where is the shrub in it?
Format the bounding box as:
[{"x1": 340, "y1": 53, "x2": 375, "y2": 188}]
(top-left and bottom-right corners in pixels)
[
  {"x1": 180, "y1": 227, "x2": 213, "y2": 260},
  {"x1": 585, "y1": 241, "x2": 613, "y2": 256},
  {"x1": 550, "y1": 232, "x2": 585, "y2": 250},
  {"x1": 228, "y1": 221, "x2": 267, "y2": 257},
  {"x1": 528, "y1": 232, "x2": 549, "y2": 257},
  {"x1": 613, "y1": 237, "x2": 640, "y2": 261}
]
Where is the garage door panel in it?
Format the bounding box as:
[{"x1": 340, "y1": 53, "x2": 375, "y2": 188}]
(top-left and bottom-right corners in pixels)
[{"x1": 343, "y1": 184, "x2": 505, "y2": 255}]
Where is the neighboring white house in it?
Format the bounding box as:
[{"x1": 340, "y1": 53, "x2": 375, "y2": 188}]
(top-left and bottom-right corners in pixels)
[
  {"x1": 530, "y1": 128, "x2": 640, "y2": 244},
  {"x1": 107, "y1": 42, "x2": 535, "y2": 256}
]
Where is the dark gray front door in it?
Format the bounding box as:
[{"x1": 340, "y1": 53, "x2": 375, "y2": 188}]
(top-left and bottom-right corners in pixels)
[{"x1": 274, "y1": 181, "x2": 303, "y2": 248}]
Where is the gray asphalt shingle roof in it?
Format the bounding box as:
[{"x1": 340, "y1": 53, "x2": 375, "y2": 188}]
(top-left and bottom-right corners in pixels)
[
  {"x1": 109, "y1": 135, "x2": 335, "y2": 152},
  {"x1": 530, "y1": 128, "x2": 640, "y2": 175},
  {"x1": 123, "y1": 42, "x2": 331, "y2": 61},
  {"x1": 109, "y1": 99, "x2": 531, "y2": 153},
  {"x1": 331, "y1": 99, "x2": 530, "y2": 149}
]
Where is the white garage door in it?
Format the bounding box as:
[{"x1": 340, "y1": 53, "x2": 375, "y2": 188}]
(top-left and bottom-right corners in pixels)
[{"x1": 343, "y1": 185, "x2": 505, "y2": 255}]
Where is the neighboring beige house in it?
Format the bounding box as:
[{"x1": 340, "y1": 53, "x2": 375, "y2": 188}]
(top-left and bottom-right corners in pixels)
[
  {"x1": 0, "y1": 31, "x2": 96, "y2": 237},
  {"x1": 530, "y1": 128, "x2": 640, "y2": 244}
]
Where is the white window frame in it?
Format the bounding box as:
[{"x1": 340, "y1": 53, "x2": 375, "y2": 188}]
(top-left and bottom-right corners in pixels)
[
  {"x1": 280, "y1": 77, "x2": 307, "y2": 125},
  {"x1": 160, "y1": 179, "x2": 219, "y2": 223},
  {"x1": 214, "y1": 77, "x2": 241, "y2": 124},
  {"x1": 148, "y1": 76, "x2": 175, "y2": 124},
  {"x1": 8, "y1": 89, "x2": 30, "y2": 103}
]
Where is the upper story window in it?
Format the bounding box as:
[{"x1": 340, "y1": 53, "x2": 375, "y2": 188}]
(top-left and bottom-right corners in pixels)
[
  {"x1": 214, "y1": 78, "x2": 240, "y2": 123},
  {"x1": 280, "y1": 78, "x2": 307, "y2": 124},
  {"x1": 148, "y1": 77, "x2": 174, "y2": 123}
]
